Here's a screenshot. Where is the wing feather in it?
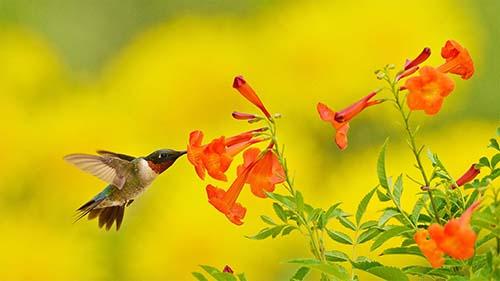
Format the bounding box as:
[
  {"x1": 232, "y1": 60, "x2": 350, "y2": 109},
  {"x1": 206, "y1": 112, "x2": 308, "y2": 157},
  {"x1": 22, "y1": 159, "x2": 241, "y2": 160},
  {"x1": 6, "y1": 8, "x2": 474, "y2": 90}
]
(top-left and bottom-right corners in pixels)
[{"x1": 64, "y1": 153, "x2": 134, "y2": 189}]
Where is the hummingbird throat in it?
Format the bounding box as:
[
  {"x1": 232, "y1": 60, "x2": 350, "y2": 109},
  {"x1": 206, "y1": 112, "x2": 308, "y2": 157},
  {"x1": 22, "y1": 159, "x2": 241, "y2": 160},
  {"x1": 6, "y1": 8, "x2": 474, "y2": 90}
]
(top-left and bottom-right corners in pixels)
[{"x1": 147, "y1": 160, "x2": 174, "y2": 174}]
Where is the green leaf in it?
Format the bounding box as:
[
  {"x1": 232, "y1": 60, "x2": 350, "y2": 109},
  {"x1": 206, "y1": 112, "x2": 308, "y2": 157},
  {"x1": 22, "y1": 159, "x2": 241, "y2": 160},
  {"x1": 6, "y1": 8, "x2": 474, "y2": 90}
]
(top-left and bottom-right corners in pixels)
[
  {"x1": 281, "y1": 225, "x2": 297, "y2": 236},
  {"x1": 378, "y1": 209, "x2": 399, "y2": 226},
  {"x1": 377, "y1": 139, "x2": 390, "y2": 190},
  {"x1": 371, "y1": 226, "x2": 412, "y2": 251},
  {"x1": 200, "y1": 265, "x2": 220, "y2": 276},
  {"x1": 356, "y1": 187, "x2": 377, "y2": 226},
  {"x1": 327, "y1": 229, "x2": 353, "y2": 245},
  {"x1": 287, "y1": 258, "x2": 321, "y2": 266},
  {"x1": 488, "y1": 138, "x2": 499, "y2": 151},
  {"x1": 307, "y1": 208, "x2": 322, "y2": 223},
  {"x1": 479, "y1": 156, "x2": 490, "y2": 168},
  {"x1": 411, "y1": 194, "x2": 428, "y2": 224},
  {"x1": 199, "y1": 266, "x2": 237, "y2": 281},
  {"x1": 337, "y1": 216, "x2": 356, "y2": 231},
  {"x1": 266, "y1": 192, "x2": 295, "y2": 209},
  {"x1": 246, "y1": 227, "x2": 275, "y2": 240},
  {"x1": 377, "y1": 190, "x2": 391, "y2": 202},
  {"x1": 290, "y1": 267, "x2": 310, "y2": 281},
  {"x1": 392, "y1": 175, "x2": 403, "y2": 208},
  {"x1": 381, "y1": 246, "x2": 423, "y2": 257},
  {"x1": 295, "y1": 191, "x2": 304, "y2": 213},
  {"x1": 357, "y1": 228, "x2": 382, "y2": 244},
  {"x1": 325, "y1": 250, "x2": 349, "y2": 262},
  {"x1": 325, "y1": 202, "x2": 342, "y2": 219},
  {"x1": 261, "y1": 215, "x2": 276, "y2": 225},
  {"x1": 359, "y1": 220, "x2": 378, "y2": 230},
  {"x1": 272, "y1": 203, "x2": 287, "y2": 222},
  {"x1": 366, "y1": 266, "x2": 409, "y2": 281},
  {"x1": 310, "y1": 263, "x2": 350, "y2": 280},
  {"x1": 491, "y1": 153, "x2": 500, "y2": 168},
  {"x1": 237, "y1": 273, "x2": 247, "y2": 281},
  {"x1": 192, "y1": 272, "x2": 209, "y2": 281}
]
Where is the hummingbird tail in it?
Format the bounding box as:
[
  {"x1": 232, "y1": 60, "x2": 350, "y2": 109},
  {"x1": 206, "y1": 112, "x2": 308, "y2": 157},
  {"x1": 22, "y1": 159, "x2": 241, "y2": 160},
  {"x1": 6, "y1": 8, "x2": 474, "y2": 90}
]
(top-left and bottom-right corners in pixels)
[{"x1": 75, "y1": 198, "x2": 126, "y2": 231}]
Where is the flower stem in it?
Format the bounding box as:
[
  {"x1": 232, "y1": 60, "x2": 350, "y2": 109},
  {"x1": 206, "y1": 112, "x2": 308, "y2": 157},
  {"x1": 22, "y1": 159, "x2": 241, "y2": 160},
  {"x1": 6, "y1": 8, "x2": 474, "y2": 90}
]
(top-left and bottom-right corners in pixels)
[
  {"x1": 266, "y1": 118, "x2": 328, "y2": 268},
  {"x1": 385, "y1": 73, "x2": 441, "y2": 224}
]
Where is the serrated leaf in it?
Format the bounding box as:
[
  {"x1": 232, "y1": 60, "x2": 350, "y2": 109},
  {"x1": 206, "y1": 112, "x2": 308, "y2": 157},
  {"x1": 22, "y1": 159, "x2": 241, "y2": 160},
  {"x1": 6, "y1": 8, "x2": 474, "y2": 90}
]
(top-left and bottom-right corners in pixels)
[
  {"x1": 381, "y1": 246, "x2": 423, "y2": 257},
  {"x1": 290, "y1": 267, "x2": 310, "y2": 281},
  {"x1": 371, "y1": 226, "x2": 411, "y2": 251},
  {"x1": 357, "y1": 228, "x2": 382, "y2": 244},
  {"x1": 351, "y1": 260, "x2": 383, "y2": 270},
  {"x1": 272, "y1": 203, "x2": 287, "y2": 222},
  {"x1": 327, "y1": 229, "x2": 353, "y2": 245},
  {"x1": 192, "y1": 272, "x2": 209, "y2": 281},
  {"x1": 261, "y1": 215, "x2": 276, "y2": 225},
  {"x1": 337, "y1": 216, "x2": 356, "y2": 231},
  {"x1": 392, "y1": 175, "x2": 403, "y2": 208},
  {"x1": 356, "y1": 187, "x2": 377, "y2": 226},
  {"x1": 378, "y1": 209, "x2": 399, "y2": 226},
  {"x1": 377, "y1": 139, "x2": 390, "y2": 190},
  {"x1": 325, "y1": 250, "x2": 349, "y2": 262}
]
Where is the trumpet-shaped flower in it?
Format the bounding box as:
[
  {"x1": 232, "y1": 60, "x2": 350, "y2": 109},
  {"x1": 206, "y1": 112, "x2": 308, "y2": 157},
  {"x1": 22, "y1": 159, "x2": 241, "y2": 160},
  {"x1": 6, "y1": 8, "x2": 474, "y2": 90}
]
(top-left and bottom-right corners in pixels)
[
  {"x1": 233, "y1": 76, "x2": 272, "y2": 119},
  {"x1": 237, "y1": 147, "x2": 285, "y2": 198},
  {"x1": 206, "y1": 158, "x2": 258, "y2": 225},
  {"x1": 317, "y1": 92, "x2": 380, "y2": 150},
  {"x1": 415, "y1": 201, "x2": 480, "y2": 267},
  {"x1": 405, "y1": 66, "x2": 455, "y2": 115},
  {"x1": 414, "y1": 230, "x2": 445, "y2": 268},
  {"x1": 428, "y1": 201, "x2": 480, "y2": 260},
  {"x1": 453, "y1": 164, "x2": 480, "y2": 188},
  {"x1": 438, "y1": 40, "x2": 474, "y2": 80},
  {"x1": 187, "y1": 130, "x2": 264, "y2": 181}
]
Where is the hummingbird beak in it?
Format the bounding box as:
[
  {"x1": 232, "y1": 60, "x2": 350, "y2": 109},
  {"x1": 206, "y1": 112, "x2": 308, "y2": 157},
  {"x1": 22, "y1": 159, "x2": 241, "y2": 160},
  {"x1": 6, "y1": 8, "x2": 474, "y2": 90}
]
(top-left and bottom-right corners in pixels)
[{"x1": 175, "y1": 150, "x2": 187, "y2": 159}]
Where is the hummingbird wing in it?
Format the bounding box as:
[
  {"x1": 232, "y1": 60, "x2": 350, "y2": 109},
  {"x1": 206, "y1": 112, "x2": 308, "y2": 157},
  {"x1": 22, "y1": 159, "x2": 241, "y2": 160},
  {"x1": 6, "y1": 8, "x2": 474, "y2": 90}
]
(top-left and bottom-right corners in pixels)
[{"x1": 64, "y1": 153, "x2": 134, "y2": 189}]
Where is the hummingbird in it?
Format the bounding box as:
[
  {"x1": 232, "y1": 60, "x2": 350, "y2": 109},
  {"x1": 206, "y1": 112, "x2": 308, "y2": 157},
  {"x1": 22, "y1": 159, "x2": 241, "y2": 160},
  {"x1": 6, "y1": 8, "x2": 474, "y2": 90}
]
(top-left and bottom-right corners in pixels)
[{"x1": 64, "y1": 149, "x2": 186, "y2": 231}]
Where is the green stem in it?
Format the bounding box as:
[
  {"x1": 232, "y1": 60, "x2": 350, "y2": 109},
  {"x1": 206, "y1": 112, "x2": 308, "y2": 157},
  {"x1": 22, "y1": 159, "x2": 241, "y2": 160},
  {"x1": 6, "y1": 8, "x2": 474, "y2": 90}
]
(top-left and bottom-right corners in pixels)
[
  {"x1": 386, "y1": 74, "x2": 441, "y2": 224},
  {"x1": 266, "y1": 118, "x2": 327, "y2": 264}
]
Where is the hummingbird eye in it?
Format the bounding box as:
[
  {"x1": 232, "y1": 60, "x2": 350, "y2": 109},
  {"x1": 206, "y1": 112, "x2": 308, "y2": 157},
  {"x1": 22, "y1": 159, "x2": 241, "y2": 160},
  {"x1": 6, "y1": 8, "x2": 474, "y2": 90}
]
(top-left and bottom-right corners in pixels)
[{"x1": 159, "y1": 153, "x2": 167, "y2": 159}]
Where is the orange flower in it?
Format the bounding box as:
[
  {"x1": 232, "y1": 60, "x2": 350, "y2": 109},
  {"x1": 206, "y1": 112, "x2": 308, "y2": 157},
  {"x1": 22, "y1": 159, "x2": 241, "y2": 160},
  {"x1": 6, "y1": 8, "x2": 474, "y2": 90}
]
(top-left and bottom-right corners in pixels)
[
  {"x1": 317, "y1": 92, "x2": 380, "y2": 150},
  {"x1": 233, "y1": 76, "x2": 272, "y2": 119},
  {"x1": 415, "y1": 201, "x2": 480, "y2": 267},
  {"x1": 437, "y1": 40, "x2": 474, "y2": 80},
  {"x1": 397, "y1": 47, "x2": 431, "y2": 81},
  {"x1": 428, "y1": 201, "x2": 480, "y2": 260},
  {"x1": 237, "y1": 147, "x2": 285, "y2": 198},
  {"x1": 206, "y1": 159, "x2": 257, "y2": 225},
  {"x1": 414, "y1": 230, "x2": 445, "y2": 268},
  {"x1": 187, "y1": 130, "x2": 264, "y2": 181},
  {"x1": 405, "y1": 66, "x2": 455, "y2": 115},
  {"x1": 453, "y1": 164, "x2": 480, "y2": 188}
]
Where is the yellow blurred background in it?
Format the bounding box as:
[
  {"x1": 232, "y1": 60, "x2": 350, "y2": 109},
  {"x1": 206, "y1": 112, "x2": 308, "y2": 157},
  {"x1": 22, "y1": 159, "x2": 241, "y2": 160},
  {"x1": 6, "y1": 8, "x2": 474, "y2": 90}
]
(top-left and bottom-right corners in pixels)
[{"x1": 0, "y1": 0, "x2": 498, "y2": 280}]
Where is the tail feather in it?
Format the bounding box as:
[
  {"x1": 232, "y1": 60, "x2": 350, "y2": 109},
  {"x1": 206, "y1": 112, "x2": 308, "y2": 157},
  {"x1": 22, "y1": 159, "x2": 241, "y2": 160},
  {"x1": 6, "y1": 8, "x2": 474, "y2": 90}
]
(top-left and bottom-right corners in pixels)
[{"x1": 75, "y1": 198, "x2": 127, "y2": 231}]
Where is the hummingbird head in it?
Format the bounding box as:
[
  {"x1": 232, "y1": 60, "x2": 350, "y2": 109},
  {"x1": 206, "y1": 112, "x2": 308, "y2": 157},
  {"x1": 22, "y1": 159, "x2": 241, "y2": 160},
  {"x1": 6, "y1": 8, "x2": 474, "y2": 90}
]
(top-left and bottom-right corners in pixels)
[{"x1": 144, "y1": 149, "x2": 186, "y2": 174}]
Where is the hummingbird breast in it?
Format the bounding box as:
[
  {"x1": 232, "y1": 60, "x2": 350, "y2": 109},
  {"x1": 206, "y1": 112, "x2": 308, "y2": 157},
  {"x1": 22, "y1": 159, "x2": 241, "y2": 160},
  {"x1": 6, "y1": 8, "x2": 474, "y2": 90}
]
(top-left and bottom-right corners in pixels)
[{"x1": 107, "y1": 159, "x2": 158, "y2": 203}]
